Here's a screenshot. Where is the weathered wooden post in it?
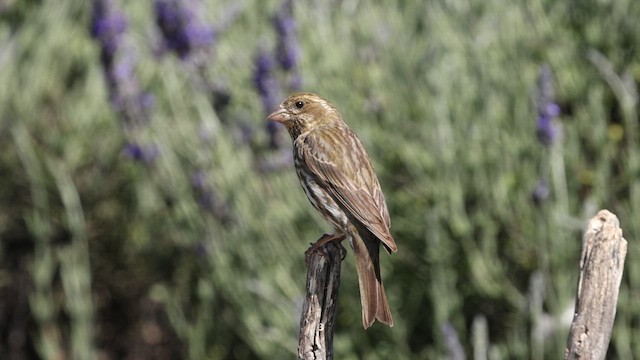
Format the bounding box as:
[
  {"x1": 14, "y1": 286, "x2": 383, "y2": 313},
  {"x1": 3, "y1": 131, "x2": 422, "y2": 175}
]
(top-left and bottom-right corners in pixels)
[
  {"x1": 298, "y1": 236, "x2": 343, "y2": 360},
  {"x1": 565, "y1": 210, "x2": 628, "y2": 360}
]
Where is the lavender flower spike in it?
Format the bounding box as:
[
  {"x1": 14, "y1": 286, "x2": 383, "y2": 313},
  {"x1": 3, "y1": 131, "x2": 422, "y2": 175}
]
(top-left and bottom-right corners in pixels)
[
  {"x1": 253, "y1": 49, "x2": 286, "y2": 149},
  {"x1": 532, "y1": 178, "x2": 550, "y2": 203},
  {"x1": 91, "y1": 0, "x2": 153, "y2": 123},
  {"x1": 535, "y1": 64, "x2": 560, "y2": 146},
  {"x1": 253, "y1": 49, "x2": 280, "y2": 113},
  {"x1": 124, "y1": 143, "x2": 160, "y2": 164},
  {"x1": 272, "y1": 0, "x2": 299, "y2": 71},
  {"x1": 154, "y1": 0, "x2": 215, "y2": 59},
  {"x1": 91, "y1": 0, "x2": 127, "y2": 66}
]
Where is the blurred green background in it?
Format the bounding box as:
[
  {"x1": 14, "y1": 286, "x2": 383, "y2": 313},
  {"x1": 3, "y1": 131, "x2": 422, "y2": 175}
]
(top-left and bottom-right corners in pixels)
[{"x1": 1, "y1": 0, "x2": 638, "y2": 359}]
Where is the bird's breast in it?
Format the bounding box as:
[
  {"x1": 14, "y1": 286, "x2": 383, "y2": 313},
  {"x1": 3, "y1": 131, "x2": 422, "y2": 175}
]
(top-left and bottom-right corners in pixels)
[{"x1": 295, "y1": 164, "x2": 349, "y2": 232}]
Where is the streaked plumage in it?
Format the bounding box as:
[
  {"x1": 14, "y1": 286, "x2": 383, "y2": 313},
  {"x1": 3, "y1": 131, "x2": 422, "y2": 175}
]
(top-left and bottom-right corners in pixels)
[{"x1": 267, "y1": 92, "x2": 397, "y2": 328}]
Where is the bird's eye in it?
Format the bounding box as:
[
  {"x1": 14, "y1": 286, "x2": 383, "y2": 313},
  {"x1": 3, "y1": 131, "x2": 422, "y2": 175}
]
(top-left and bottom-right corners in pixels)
[{"x1": 295, "y1": 101, "x2": 304, "y2": 109}]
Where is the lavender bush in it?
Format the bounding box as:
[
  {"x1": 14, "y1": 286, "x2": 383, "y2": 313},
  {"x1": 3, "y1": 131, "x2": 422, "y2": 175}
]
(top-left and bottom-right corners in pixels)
[{"x1": 1, "y1": 0, "x2": 639, "y2": 359}]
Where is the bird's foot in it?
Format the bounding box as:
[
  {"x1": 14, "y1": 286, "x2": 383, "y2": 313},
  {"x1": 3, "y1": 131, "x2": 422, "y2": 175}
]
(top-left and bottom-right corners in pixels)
[{"x1": 304, "y1": 233, "x2": 346, "y2": 264}]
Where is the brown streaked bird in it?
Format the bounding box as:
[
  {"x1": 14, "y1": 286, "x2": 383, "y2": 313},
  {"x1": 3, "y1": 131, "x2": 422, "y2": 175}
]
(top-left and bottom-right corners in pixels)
[{"x1": 267, "y1": 92, "x2": 397, "y2": 328}]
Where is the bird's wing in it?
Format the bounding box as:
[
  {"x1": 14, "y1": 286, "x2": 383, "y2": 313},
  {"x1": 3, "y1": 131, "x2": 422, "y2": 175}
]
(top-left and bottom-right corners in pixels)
[{"x1": 299, "y1": 126, "x2": 397, "y2": 253}]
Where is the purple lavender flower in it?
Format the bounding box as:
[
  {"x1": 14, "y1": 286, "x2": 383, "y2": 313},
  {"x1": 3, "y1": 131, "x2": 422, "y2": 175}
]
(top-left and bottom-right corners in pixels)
[
  {"x1": 123, "y1": 143, "x2": 160, "y2": 163},
  {"x1": 253, "y1": 50, "x2": 287, "y2": 149},
  {"x1": 536, "y1": 115, "x2": 558, "y2": 146},
  {"x1": 91, "y1": 0, "x2": 153, "y2": 126},
  {"x1": 91, "y1": 0, "x2": 127, "y2": 62},
  {"x1": 272, "y1": 0, "x2": 299, "y2": 71},
  {"x1": 253, "y1": 49, "x2": 281, "y2": 113},
  {"x1": 154, "y1": 0, "x2": 215, "y2": 59},
  {"x1": 107, "y1": 56, "x2": 154, "y2": 124},
  {"x1": 250, "y1": 0, "x2": 302, "y2": 153},
  {"x1": 532, "y1": 178, "x2": 550, "y2": 203},
  {"x1": 191, "y1": 170, "x2": 208, "y2": 190},
  {"x1": 535, "y1": 65, "x2": 560, "y2": 146}
]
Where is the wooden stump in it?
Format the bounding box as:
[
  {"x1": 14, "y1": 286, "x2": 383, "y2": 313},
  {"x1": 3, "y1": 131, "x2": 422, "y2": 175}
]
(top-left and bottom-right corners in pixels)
[
  {"x1": 565, "y1": 210, "x2": 628, "y2": 360},
  {"x1": 297, "y1": 237, "x2": 343, "y2": 360}
]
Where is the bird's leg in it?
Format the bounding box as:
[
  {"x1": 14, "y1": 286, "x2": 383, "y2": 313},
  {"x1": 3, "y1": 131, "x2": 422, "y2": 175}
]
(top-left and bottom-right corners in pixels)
[{"x1": 305, "y1": 233, "x2": 347, "y2": 263}]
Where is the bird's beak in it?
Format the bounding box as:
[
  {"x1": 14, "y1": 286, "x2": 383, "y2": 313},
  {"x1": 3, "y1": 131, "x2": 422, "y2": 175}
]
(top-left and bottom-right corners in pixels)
[{"x1": 267, "y1": 108, "x2": 290, "y2": 123}]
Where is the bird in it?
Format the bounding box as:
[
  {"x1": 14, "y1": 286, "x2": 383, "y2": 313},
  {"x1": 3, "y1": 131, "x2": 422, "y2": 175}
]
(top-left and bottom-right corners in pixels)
[{"x1": 267, "y1": 92, "x2": 397, "y2": 328}]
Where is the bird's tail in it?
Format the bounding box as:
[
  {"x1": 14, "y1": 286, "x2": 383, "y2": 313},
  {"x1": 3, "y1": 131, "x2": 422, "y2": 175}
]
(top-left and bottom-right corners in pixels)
[{"x1": 351, "y1": 231, "x2": 393, "y2": 328}]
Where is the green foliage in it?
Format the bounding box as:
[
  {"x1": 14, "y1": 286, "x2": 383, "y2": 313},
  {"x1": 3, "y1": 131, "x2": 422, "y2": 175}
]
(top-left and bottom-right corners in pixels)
[{"x1": 1, "y1": 0, "x2": 639, "y2": 358}]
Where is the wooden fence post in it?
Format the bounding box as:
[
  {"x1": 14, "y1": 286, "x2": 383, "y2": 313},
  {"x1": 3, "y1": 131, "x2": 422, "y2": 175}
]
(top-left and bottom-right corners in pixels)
[
  {"x1": 565, "y1": 210, "x2": 628, "y2": 360},
  {"x1": 297, "y1": 237, "x2": 343, "y2": 360}
]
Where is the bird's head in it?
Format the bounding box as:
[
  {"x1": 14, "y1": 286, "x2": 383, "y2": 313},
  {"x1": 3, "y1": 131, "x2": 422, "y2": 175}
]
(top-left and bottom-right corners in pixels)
[{"x1": 267, "y1": 92, "x2": 341, "y2": 138}]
